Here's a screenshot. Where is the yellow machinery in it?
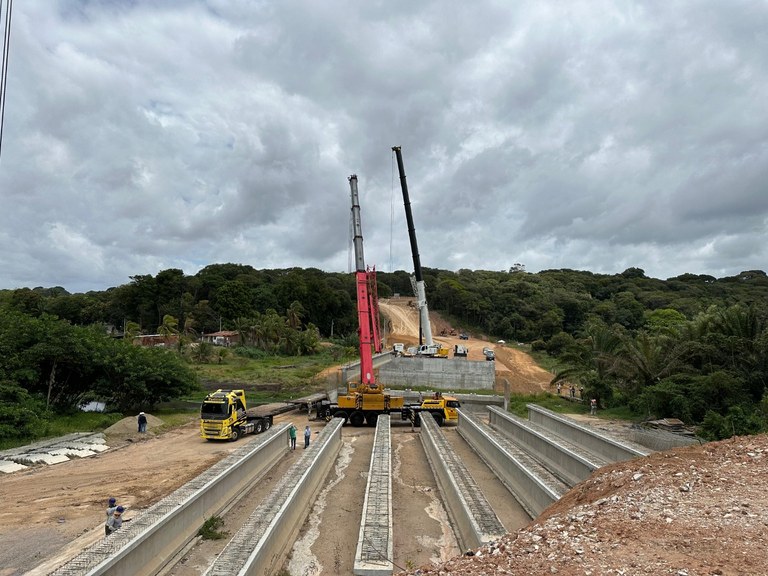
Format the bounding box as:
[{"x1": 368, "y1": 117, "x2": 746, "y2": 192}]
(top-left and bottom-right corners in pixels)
[{"x1": 199, "y1": 389, "x2": 273, "y2": 441}]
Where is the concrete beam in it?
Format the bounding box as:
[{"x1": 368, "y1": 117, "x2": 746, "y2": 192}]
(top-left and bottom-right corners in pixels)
[
  {"x1": 527, "y1": 404, "x2": 649, "y2": 462},
  {"x1": 457, "y1": 410, "x2": 567, "y2": 518},
  {"x1": 420, "y1": 414, "x2": 506, "y2": 551},
  {"x1": 354, "y1": 416, "x2": 393, "y2": 576}
]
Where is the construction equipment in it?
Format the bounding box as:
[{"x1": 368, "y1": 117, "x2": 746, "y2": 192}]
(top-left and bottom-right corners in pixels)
[
  {"x1": 453, "y1": 344, "x2": 468, "y2": 358},
  {"x1": 316, "y1": 175, "x2": 460, "y2": 427},
  {"x1": 392, "y1": 146, "x2": 435, "y2": 348},
  {"x1": 416, "y1": 343, "x2": 449, "y2": 358},
  {"x1": 403, "y1": 392, "x2": 462, "y2": 426},
  {"x1": 199, "y1": 389, "x2": 274, "y2": 441},
  {"x1": 319, "y1": 175, "x2": 406, "y2": 427}
]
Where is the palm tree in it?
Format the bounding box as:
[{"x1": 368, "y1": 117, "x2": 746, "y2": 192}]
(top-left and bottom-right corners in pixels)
[
  {"x1": 551, "y1": 322, "x2": 623, "y2": 405},
  {"x1": 286, "y1": 301, "x2": 305, "y2": 330}
]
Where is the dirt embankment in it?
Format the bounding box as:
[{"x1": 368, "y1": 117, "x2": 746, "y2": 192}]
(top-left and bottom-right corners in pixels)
[{"x1": 379, "y1": 298, "x2": 553, "y2": 395}]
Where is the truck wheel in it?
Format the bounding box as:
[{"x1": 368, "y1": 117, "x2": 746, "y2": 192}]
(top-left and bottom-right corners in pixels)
[
  {"x1": 365, "y1": 413, "x2": 379, "y2": 426},
  {"x1": 255, "y1": 421, "x2": 264, "y2": 434},
  {"x1": 230, "y1": 428, "x2": 240, "y2": 442},
  {"x1": 350, "y1": 411, "x2": 365, "y2": 427},
  {"x1": 264, "y1": 420, "x2": 271, "y2": 430},
  {"x1": 335, "y1": 411, "x2": 349, "y2": 425},
  {"x1": 432, "y1": 413, "x2": 444, "y2": 427}
]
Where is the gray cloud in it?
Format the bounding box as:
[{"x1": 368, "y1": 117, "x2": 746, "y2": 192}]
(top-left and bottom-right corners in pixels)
[{"x1": 1, "y1": 0, "x2": 767, "y2": 292}]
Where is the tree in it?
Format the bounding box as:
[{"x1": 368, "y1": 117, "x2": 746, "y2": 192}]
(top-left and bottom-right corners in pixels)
[{"x1": 286, "y1": 301, "x2": 306, "y2": 330}]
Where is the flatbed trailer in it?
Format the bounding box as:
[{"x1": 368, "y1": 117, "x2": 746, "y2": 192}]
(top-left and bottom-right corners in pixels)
[{"x1": 317, "y1": 393, "x2": 460, "y2": 427}]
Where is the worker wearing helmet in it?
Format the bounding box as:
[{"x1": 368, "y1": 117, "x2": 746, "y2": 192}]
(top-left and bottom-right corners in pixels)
[
  {"x1": 106, "y1": 497, "x2": 118, "y2": 520},
  {"x1": 105, "y1": 506, "x2": 125, "y2": 536}
]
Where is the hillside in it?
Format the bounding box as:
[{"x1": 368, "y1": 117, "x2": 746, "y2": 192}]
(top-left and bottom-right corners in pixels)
[{"x1": 379, "y1": 297, "x2": 553, "y2": 395}]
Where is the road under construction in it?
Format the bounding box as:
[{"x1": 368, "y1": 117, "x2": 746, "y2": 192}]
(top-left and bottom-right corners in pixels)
[{"x1": 46, "y1": 404, "x2": 654, "y2": 576}]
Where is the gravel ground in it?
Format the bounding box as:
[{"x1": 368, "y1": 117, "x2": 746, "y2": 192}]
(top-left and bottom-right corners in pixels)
[{"x1": 397, "y1": 432, "x2": 768, "y2": 576}]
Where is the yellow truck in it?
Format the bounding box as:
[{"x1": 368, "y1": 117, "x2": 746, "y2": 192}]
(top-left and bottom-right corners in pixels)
[
  {"x1": 200, "y1": 389, "x2": 274, "y2": 441},
  {"x1": 404, "y1": 393, "x2": 461, "y2": 426}
]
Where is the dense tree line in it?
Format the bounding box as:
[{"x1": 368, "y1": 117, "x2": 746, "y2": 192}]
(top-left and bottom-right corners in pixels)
[
  {"x1": 0, "y1": 310, "x2": 197, "y2": 441},
  {"x1": 2, "y1": 264, "x2": 768, "y2": 439}
]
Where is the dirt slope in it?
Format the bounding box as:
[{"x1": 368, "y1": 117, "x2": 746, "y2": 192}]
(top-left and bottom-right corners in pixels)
[
  {"x1": 398, "y1": 432, "x2": 768, "y2": 576},
  {"x1": 379, "y1": 298, "x2": 553, "y2": 394}
]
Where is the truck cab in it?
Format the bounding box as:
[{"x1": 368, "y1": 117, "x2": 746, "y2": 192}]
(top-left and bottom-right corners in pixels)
[{"x1": 200, "y1": 389, "x2": 272, "y2": 441}]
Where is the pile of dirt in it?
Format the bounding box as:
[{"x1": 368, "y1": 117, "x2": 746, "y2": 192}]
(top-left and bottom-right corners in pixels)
[
  {"x1": 103, "y1": 413, "x2": 165, "y2": 435},
  {"x1": 399, "y1": 433, "x2": 768, "y2": 575}
]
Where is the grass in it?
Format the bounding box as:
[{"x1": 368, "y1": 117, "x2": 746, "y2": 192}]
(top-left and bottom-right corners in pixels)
[
  {"x1": 506, "y1": 392, "x2": 643, "y2": 424},
  {"x1": 191, "y1": 347, "x2": 353, "y2": 395},
  {"x1": 0, "y1": 411, "x2": 127, "y2": 450},
  {"x1": 198, "y1": 516, "x2": 228, "y2": 540}
]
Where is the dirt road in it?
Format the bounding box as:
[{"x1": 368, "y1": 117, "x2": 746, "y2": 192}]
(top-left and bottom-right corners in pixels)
[{"x1": 379, "y1": 298, "x2": 553, "y2": 395}]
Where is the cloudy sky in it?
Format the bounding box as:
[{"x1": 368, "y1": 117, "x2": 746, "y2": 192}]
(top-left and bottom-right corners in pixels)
[{"x1": 1, "y1": 0, "x2": 767, "y2": 293}]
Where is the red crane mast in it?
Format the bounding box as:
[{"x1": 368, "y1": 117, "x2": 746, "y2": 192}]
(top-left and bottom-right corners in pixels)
[{"x1": 348, "y1": 175, "x2": 382, "y2": 392}]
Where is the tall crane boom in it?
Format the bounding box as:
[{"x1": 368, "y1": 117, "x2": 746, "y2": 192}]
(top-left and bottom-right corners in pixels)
[
  {"x1": 392, "y1": 146, "x2": 433, "y2": 346},
  {"x1": 349, "y1": 175, "x2": 382, "y2": 392}
]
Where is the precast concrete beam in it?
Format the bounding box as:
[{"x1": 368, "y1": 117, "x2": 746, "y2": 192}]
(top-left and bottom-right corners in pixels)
[
  {"x1": 457, "y1": 410, "x2": 567, "y2": 519},
  {"x1": 419, "y1": 414, "x2": 506, "y2": 551},
  {"x1": 52, "y1": 424, "x2": 291, "y2": 576},
  {"x1": 527, "y1": 404, "x2": 650, "y2": 462},
  {"x1": 354, "y1": 415, "x2": 393, "y2": 576},
  {"x1": 205, "y1": 417, "x2": 344, "y2": 576},
  {"x1": 488, "y1": 406, "x2": 609, "y2": 486}
]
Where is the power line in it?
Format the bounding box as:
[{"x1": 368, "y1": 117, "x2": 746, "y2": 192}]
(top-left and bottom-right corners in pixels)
[{"x1": 0, "y1": 0, "x2": 13, "y2": 162}]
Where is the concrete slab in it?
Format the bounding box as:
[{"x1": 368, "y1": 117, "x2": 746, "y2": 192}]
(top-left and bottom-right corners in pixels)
[
  {"x1": 14, "y1": 453, "x2": 70, "y2": 465},
  {"x1": 49, "y1": 448, "x2": 97, "y2": 458},
  {"x1": 0, "y1": 459, "x2": 27, "y2": 473}
]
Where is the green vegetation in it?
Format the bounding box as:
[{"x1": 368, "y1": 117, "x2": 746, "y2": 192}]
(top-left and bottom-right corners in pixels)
[
  {"x1": 3, "y1": 264, "x2": 768, "y2": 444},
  {"x1": 192, "y1": 346, "x2": 353, "y2": 394},
  {"x1": 198, "y1": 516, "x2": 228, "y2": 540}
]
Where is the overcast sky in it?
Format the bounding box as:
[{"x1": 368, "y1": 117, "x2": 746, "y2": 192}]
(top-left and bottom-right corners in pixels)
[{"x1": 1, "y1": 1, "x2": 767, "y2": 293}]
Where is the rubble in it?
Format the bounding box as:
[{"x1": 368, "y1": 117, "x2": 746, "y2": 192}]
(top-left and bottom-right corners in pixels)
[{"x1": 398, "y1": 433, "x2": 768, "y2": 576}]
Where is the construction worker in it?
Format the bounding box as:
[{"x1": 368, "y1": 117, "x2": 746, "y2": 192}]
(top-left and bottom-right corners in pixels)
[
  {"x1": 105, "y1": 506, "x2": 128, "y2": 536},
  {"x1": 106, "y1": 497, "x2": 118, "y2": 520}
]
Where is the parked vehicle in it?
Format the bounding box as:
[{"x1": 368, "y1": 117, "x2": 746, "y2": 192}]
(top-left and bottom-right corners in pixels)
[
  {"x1": 199, "y1": 389, "x2": 274, "y2": 441},
  {"x1": 459, "y1": 333, "x2": 469, "y2": 340},
  {"x1": 482, "y1": 347, "x2": 495, "y2": 361},
  {"x1": 415, "y1": 343, "x2": 449, "y2": 358}
]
